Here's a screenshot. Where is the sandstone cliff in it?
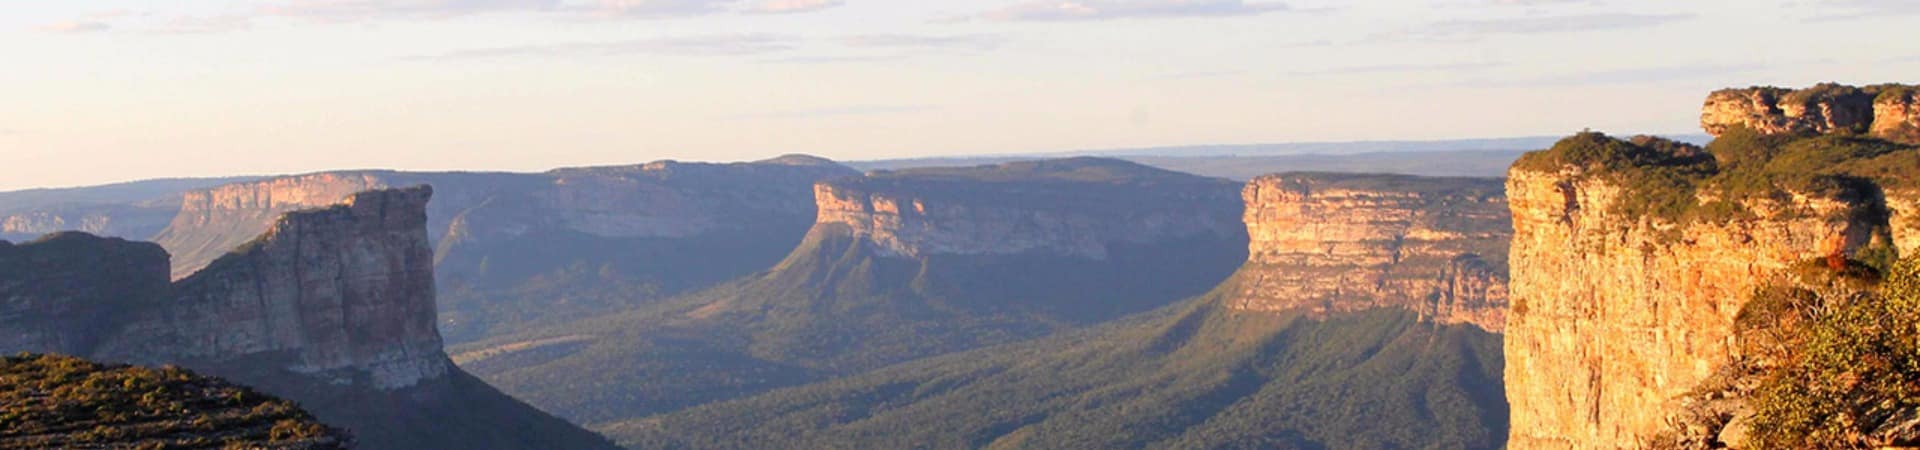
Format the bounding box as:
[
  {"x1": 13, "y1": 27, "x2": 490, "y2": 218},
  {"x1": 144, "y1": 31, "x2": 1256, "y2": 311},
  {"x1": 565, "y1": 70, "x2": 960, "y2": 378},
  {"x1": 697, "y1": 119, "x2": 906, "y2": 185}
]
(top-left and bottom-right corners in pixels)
[
  {"x1": 1701, "y1": 83, "x2": 1920, "y2": 144},
  {"x1": 104, "y1": 187, "x2": 447, "y2": 389},
  {"x1": 813, "y1": 158, "x2": 1237, "y2": 259},
  {"x1": 1229, "y1": 173, "x2": 1511, "y2": 332},
  {"x1": 154, "y1": 173, "x2": 394, "y2": 279},
  {"x1": 1505, "y1": 98, "x2": 1920, "y2": 449}
]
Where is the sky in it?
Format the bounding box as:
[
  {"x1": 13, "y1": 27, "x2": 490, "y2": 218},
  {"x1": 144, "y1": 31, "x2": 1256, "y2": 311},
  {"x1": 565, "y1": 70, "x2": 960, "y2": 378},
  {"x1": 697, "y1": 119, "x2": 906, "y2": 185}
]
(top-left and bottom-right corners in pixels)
[{"x1": 1, "y1": 0, "x2": 1917, "y2": 191}]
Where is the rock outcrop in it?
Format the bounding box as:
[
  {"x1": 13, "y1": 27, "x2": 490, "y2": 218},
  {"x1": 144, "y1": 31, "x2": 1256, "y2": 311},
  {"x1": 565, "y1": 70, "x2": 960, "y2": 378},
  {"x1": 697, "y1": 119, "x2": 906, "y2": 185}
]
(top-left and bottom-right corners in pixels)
[
  {"x1": 1229, "y1": 173, "x2": 1511, "y2": 332},
  {"x1": 1701, "y1": 83, "x2": 1920, "y2": 144},
  {"x1": 1505, "y1": 90, "x2": 1920, "y2": 448},
  {"x1": 2, "y1": 189, "x2": 446, "y2": 390}
]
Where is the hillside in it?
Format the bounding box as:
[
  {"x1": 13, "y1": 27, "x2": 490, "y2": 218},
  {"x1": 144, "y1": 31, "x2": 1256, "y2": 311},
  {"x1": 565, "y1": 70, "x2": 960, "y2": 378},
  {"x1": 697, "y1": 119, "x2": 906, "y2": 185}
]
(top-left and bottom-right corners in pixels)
[
  {"x1": 0, "y1": 354, "x2": 346, "y2": 450},
  {"x1": 460, "y1": 157, "x2": 1249, "y2": 427},
  {"x1": 600, "y1": 170, "x2": 1514, "y2": 448},
  {"x1": 613, "y1": 285, "x2": 1506, "y2": 449}
]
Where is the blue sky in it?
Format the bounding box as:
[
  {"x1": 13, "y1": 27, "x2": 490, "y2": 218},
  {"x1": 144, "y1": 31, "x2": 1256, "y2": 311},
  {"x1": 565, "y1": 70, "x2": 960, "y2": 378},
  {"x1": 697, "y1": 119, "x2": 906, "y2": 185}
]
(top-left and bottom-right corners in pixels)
[{"x1": 2, "y1": 0, "x2": 1917, "y2": 190}]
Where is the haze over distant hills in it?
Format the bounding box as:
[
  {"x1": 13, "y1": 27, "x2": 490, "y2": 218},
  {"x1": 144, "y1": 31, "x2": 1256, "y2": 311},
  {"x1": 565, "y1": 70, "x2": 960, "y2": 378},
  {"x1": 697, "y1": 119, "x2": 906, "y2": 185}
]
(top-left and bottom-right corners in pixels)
[
  {"x1": 459, "y1": 158, "x2": 1250, "y2": 428},
  {"x1": 604, "y1": 171, "x2": 1514, "y2": 448}
]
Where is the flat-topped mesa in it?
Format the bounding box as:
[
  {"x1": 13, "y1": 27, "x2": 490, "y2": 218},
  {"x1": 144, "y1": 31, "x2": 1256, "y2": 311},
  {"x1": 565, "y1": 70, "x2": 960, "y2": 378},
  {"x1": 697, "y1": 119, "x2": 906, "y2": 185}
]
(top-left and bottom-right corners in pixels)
[
  {"x1": 101, "y1": 186, "x2": 446, "y2": 390},
  {"x1": 157, "y1": 172, "x2": 391, "y2": 279},
  {"x1": 1229, "y1": 173, "x2": 1511, "y2": 332},
  {"x1": 1502, "y1": 130, "x2": 1918, "y2": 449},
  {"x1": 1701, "y1": 83, "x2": 1920, "y2": 144},
  {"x1": 813, "y1": 157, "x2": 1243, "y2": 259}
]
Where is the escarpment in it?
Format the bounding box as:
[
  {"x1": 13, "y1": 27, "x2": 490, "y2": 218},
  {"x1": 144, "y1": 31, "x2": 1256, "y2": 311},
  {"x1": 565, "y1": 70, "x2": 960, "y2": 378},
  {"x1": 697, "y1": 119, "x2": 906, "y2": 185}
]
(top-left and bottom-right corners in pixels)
[
  {"x1": 1229, "y1": 173, "x2": 1511, "y2": 332},
  {"x1": 1507, "y1": 85, "x2": 1920, "y2": 449},
  {"x1": 1701, "y1": 83, "x2": 1920, "y2": 144},
  {"x1": 0, "y1": 187, "x2": 619, "y2": 450},
  {"x1": 147, "y1": 157, "x2": 854, "y2": 343},
  {"x1": 813, "y1": 157, "x2": 1240, "y2": 259}
]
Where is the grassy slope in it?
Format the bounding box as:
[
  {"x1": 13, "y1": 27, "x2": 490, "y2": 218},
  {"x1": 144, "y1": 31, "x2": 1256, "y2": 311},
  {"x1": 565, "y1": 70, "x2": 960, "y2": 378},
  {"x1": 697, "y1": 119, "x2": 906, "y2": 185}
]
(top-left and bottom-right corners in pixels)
[
  {"x1": 606, "y1": 279, "x2": 1507, "y2": 449},
  {"x1": 0, "y1": 354, "x2": 345, "y2": 450}
]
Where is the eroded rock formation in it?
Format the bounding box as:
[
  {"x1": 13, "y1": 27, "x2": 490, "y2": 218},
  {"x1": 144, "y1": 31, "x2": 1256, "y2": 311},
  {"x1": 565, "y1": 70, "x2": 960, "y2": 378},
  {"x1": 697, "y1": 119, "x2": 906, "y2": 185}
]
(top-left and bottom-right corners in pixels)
[
  {"x1": 1701, "y1": 83, "x2": 1920, "y2": 144},
  {"x1": 1228, "y1": 173, "x2": 1511, "y2": 332}
]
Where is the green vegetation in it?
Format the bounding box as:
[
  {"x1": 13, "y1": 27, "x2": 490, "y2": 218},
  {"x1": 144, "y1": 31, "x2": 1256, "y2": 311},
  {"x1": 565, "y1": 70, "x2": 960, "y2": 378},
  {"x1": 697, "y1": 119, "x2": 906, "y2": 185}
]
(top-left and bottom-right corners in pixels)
[
  {"x1": 1513, "y1": 129, "x2": 1919, "y2": 227},
  {"x1": 459, "y1": 159, "x2": 1248, "y2": 428},
  {"x1": 607, "y1": 284, "x2": 1507, "y2": 449},
  {"x1": 1733, "y1": 257, "x2": 1920, "y2": 448},
  {"x1": 466, "y1": 229, "x2": 1247, "y2": 426},
  {"x1": 0, "y1": 354, "x2": 346, "y2": 449}
]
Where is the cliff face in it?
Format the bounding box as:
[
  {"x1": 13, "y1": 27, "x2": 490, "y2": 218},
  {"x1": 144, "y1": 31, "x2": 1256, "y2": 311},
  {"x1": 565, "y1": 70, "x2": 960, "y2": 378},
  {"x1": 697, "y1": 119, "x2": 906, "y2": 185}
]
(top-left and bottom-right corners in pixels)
[
  {"x1": 1506, "y1": 89, "x2": 1920, "y2": 449},
  {"x1": 1229, "y1": 173, "x2": 1511, "y2": 332},
  {"x1": 812, "y1": 158, "x2": 1240, "y2": 259},
  {"x1": 1504, "y1": 168, "x2": 1887, "y2": 448},
  {"x1": 1701, "y1": 83, "x2": 1920, "y2": 144},
  {"x1": 102, "y1": 187, "x2": 446, "y2": 389}
]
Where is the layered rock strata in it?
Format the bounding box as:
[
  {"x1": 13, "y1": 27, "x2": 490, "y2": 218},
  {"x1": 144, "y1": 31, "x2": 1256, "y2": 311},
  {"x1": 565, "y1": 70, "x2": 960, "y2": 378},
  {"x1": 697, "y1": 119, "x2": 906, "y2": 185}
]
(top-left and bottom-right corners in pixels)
[
  {"x1": 813, "y1": 157, "x2": 1241, "y2": 259},
  {"x1": 1226, "y1": 173, "x2": 1511, "y2": 332},
  {"x1": 104, "y1": 187, "x2": 447, "y2": 389}
]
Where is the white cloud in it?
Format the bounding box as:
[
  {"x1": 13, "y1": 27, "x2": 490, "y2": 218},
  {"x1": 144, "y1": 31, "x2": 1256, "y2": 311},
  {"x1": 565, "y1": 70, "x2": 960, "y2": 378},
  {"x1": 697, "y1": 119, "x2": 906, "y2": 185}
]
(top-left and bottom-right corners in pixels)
[
  {"x1": 405, "y1": 33, "x2": 799, "y2": 60},
  {"x1": 976, "y1": 0, "x2": 1292, "y2": 21},
  {"x1": 741, "y1": 0, "x2": 845, "y2": 14},
  {"x1": 39, "y1": 21, "x2": 111, "y2": 34},
  {"x1": 840, "y1": 34, "x2": 1005, "y2": 51}
]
